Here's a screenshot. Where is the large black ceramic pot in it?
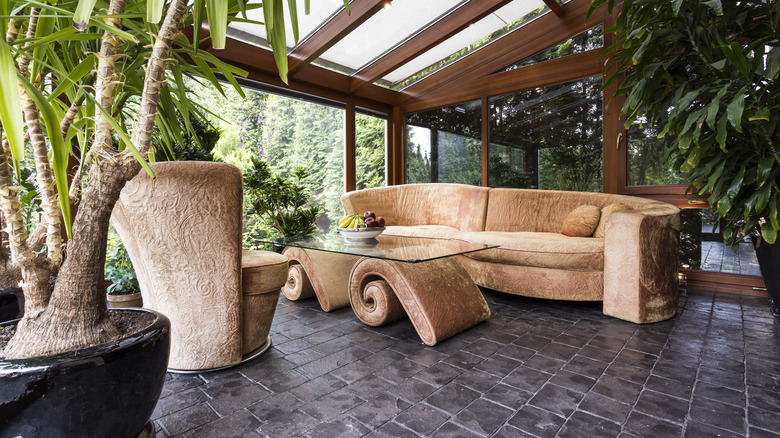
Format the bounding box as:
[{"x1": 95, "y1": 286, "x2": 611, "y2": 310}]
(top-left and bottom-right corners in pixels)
[
  {"x1": 0, "y1": 308, "x2": 170, "y2": 437},
  {"x1": 752, "y1": 236, "x2": 780, "y2": 316}
]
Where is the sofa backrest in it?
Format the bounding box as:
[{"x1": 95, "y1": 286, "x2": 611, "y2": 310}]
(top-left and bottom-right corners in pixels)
[
  {"x1": 340, "y1": 183, "x2": 490, "y2": 231},
  {"x1": 484, "y1": 188, "x2": 664, "y2": 233}
]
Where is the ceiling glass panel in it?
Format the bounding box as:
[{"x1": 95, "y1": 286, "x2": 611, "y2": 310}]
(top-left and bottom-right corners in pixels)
[
  {"x1": 227, "y1": 0, "x2": 346, "y2": 50},
  {"x1": 315, "y1": 0, "x2": 465, "y2": 75},
  {"x1": 383, "y1": 0, "x2": 548, "y2": 89}
]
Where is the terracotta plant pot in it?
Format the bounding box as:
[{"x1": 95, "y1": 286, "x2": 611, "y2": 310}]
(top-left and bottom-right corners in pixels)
[
  {"x1": 0, "y1": 308, "x2": 170, "y2": 436},
  {"x1": 107, "y1": 291, "x2": 143, "y2": 308}
]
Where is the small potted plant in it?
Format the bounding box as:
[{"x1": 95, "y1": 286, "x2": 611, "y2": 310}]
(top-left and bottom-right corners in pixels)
[{"x1": 105, "y1": 237, "x2": 142, "y2": 308}]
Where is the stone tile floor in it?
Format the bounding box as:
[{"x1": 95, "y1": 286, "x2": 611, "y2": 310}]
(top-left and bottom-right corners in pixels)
[{"x1": 152, "y1": 288, "x2": 780, "y2": 437}]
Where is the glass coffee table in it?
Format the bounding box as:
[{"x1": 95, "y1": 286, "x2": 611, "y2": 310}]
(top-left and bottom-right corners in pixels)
[{"x1": 269, "y1": 232, "x2": 498, "y2": 346}]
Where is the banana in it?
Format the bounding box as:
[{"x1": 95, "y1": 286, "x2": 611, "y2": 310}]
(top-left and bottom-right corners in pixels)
[{"x1": 339, "y1": 215, "x2": 354, "y2": 228}]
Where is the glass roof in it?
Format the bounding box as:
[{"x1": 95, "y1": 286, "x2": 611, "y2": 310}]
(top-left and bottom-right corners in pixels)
[{"x1": 226, "y1": 0, "x2": 552, "y2": 90}]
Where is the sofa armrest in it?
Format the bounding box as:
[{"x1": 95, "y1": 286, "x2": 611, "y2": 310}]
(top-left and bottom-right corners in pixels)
[{"x1": 603, "y1": 206, "x2": 680, "y2": 323}]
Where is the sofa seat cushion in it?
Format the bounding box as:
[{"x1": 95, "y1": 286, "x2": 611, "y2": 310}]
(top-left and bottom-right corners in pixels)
[
  {"x1": 382, "y1": 225, "x2": 462, "y2": 240},
  {"x1": 242, "y1": 250, "x2": 289, "y2": 295},
  {"x1": 457, "y1": 231, "x2": 604, "y2": 271}
]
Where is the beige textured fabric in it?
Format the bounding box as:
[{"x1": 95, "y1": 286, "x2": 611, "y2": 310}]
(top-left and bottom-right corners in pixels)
[
  {"x1": 593, "y1": 203, "x2": 632, "y2": 238},
  {"x1": 561, "y1": 205, "x2": 601, "y2": 237},
  {"x1": 340, "y1": 184, "x2": 490, "y2": 231},
  {"x1": 112, "y1": 161, "x2": 287, "y2": 371},
  {"x1": 349, "y1": 256, "x2": 491, "y2": 346},
  {"x1": 458, "y1": 231, "x2": 604, "y2": 270}
]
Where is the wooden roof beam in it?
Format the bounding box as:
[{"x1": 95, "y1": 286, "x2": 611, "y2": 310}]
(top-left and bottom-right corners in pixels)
[
  {"x1": 288, "y1": 0, "x2": 388, "y2": 76},
  {"x1": 349, "y1": 0, "x2": 514, "y2": 92},
  {"x1": 543, "y1": 0, "x2": 566, "y2": 17}
]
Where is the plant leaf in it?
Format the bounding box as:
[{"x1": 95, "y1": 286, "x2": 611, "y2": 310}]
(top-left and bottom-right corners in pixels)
[
  {"x1": 73, "y1": 0, "x2": 98, "y2": 31},
  {"x1": 206, "y1": 0, "x2": 227, "y2": 49},
  {"x1": 147, "y1": 0, "x2": 164, "y2": 24},
  {"x1": 0, "y1": 40, "x2": 25, "y2": 161},
  {"x1": 726, "y1": 87, "x2": 745, "y2": 132},
  {"x1": 761, "y1": 223, "x2": 777, "y2": 244}
]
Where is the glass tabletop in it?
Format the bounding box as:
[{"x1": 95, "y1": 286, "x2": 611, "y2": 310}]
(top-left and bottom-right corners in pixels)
[{"x1": 266, "y1": 232, "x2": 498, "y2": 263}]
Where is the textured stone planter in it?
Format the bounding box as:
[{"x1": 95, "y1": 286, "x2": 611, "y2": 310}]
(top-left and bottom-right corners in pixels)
[{"x1": 0, "y1": 308, "x2": 170, "y2": 437}]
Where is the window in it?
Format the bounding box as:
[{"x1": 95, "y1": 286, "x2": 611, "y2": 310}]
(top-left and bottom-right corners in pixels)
[
  {"x1": 496, "y1": 24, "x2": 604, "y2": 73},
  {"x1": 405, "y1": 100, "x2": 481, "y2": 185},
  {"x1": 626, "y1": 118, "x2": 688, "y2": 186},
  {"x1": 488, "y1": 75, "x2": 603, "y2": 191},
  {"x1": 356, "y1": 112, "x2": 386, "y2": 190},
  {"x1": 679, "y1": 209, "x2": 760, "y2": 276}
]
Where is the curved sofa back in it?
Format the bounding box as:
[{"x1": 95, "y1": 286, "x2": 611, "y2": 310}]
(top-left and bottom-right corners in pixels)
[
  {"x1": 340, "y1": 183, "x2": 491, "y2": 231},
  {"x1": 485, "y1": 188, "x2": 678, "y2": 233}
]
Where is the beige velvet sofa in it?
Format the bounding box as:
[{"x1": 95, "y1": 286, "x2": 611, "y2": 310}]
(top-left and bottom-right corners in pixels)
[{"x1": 340, "y1": 184, "x2": 681, "y2": 324}]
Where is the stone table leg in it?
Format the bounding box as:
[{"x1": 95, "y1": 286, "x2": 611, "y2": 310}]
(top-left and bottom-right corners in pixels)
[
  {"x1": 281, "y1": 247, "x2": 356, "y2": 312},
  {"x1": 349, "y1": 257, "x2": 491, "y2": 346}
]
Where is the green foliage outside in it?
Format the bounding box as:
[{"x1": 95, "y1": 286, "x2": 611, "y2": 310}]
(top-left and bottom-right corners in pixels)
[
  {"x1": 104, "y1": 235, "x2": 139, "y2": 296},
  {"x1": 184, "y1": 79, "x2": 386, "y2": 245},
  {"x1": 593, "y1": 0, "x2": 780, "y2": 247},
  {"x1": 244, "y1": 158, "x2": 321, "y2": 240},
  {"x1": 154, "y1": 114, "x2": 222, "y2": 162}
]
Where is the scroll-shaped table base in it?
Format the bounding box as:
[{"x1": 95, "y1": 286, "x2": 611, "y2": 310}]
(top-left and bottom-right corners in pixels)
[
  {"x1": 349, "y1": 257, "x2": 491, "y2": 346},
  {"x1": 281, "y1": 247, "x2": 355, "y2": 312}
]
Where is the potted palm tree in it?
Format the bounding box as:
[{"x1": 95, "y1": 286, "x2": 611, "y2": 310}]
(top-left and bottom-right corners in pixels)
[
  {"x1": 592, "y1": 0, "x2": 780, "y2": 314},
  {"x1": 0, "y1": 0, "x2": 326, "y2": 435}
]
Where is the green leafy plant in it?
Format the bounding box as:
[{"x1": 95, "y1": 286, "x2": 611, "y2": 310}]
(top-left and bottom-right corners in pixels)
[
  {"x1": 244, "y1": 158, "x2": 321, "y2": 237},
  {"x1": 104, "y1": 238, "x2": 139, "y2": 296},
  {"x1": 592, "y1": 0, "x2": 780, "y2": 248}
]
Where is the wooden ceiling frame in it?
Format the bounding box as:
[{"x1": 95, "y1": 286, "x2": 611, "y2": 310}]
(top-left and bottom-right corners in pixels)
[
  {"x1": 349, "y1": 0, "x2": 514, "y2": 92},
  {"x1": 543, "y1": 0, "x2": 566, "y2": 17},
  {"x1": 288, "y1": 0, "x2": 388, "y2": 77},
  {"x1": 398, "y1": 0, "x2": 605, "y2": 109}
]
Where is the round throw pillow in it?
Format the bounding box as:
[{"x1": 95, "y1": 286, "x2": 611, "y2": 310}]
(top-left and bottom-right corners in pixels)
[
  {"x1": 593, "y1": 203, "x2": 632, "y2": 238},
  {"x1": 561, "y1": 205, "x2": 601, "y2": 237}
]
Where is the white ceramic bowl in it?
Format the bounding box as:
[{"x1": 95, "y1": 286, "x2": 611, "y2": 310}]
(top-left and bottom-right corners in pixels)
[{"x1": 338, "y1": 226, "x2": 385, "y2": 243}]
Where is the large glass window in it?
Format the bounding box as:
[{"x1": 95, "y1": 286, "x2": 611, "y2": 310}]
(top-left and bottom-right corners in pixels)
[
  {"x1": 356, "y1": 112, "x2": 386, "y2": 190},
  {"x1": 187, "y1": 79, "x2": 345, "y2": 234},
  {"x1": 405, "y1": 100, "x2": 481, "y2": 185},
  {"x1": 679, "y1": 209, "x2": 760, "y2": 276},
  {"x1": 496, "y1": 25, "x2": 604, "y2": 73},
  {"x1": 488, "y1": 75, "x2": 603, "y2": 191},
  {"x1": 627, "y1": 118, "x2": 688, "y2": 186}
]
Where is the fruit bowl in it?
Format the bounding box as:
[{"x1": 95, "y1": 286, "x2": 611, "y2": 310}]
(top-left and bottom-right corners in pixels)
[{"x1": 338, "y1": 227, "x2": 385, "y2": 243}]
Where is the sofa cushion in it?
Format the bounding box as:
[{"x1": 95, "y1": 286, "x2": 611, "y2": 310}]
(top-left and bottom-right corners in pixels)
[
  {"x1": 457, "y1": 231, "x2": 604, "y2": 270},
  {"x1": 382, "y1": 225, "x2": 462, "y2": 240},
  {"x1": 561, "y1": 205, "x2": 601, "y2": 237},
  {"x1": 593, "y1": 203, "x2": 632, "y2": 238}
]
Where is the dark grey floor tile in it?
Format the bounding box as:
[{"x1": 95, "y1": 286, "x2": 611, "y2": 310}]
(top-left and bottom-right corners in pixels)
[
  {"x1": 550, "y1": 369, "x2": 597, "y2": 393},
  {"x1": 501, "y1": 365, "x2": 552, "y2": 393},
  {"x1": 462, "y1": 339, "x2": 503, "y2": 358},
  {"x1": 184, "y1": 409, "x2": 262, "y2": 438},
  {"x1": 453, "y1": 367, "x2": 501, "y2": 392},
  {"x1": 604, "y1": 361, "x2": 651, "y2": 384},
  {"x1": 349, "y1": 392, "x2": 412, "y2": 428},
  {"x1": 453, "y1": 398, "x2": 514, "y2": 436},
  {"x1": 507, "y1": 404, "x2": 565, "y2": 438},
  {"x1": 394, "y1": 403, "x2": 449, "y2": 435},
  {"x1": 430, "y1": 421, "x2": 484, "y2": 438},
  {"x1": 689, "y1": 395, "x2": 746, "y2": 434},
  {"x1": 299, "y1": 387, "x2": 366, "y2": 421},
  {"x1": 425, "y1": 382, "x2": 480, "y2": 415},
  {"x1": 492, "y1": 425, "x2": 534, "y2": 438},
  {"x1": 302, "y1": 416, "x2": 371, "y2": 438},
  {"x1": 528, "y1": 383, "x2": 585, "y2": 417},
  {"x1": 472, "y1": 354, "x2": 522, "y2": 378},
  {"x1": 157, "y1": 402, "x2": 219, "y2": 436},
  {"x1": 414, "y1": 361, "x2": 463, "y2": 386},
  {"x1": 557, "y1": 410, "x2": 622, "y2": 438},
  {"x1": 748, "y1": 385, "x2": 780, "y2": 412},
  {"x1": 633, "y1": 390, "x2": 689, "y2": 425},
  {"x1": 694, "y1": 379, "x2": 746, "y2": 407},
  {"x1": 644, "y1": 374, "x2": 693, "y2": 400},
  {"x1": 483, "y1": 383, "x2": 533, "y2": 410},
  {"x1": 390, "y1": 377, "x2": 439, "y2": 403},
  {"x1": 246, "y1": 391, "x2": 301, "y2": 421},
  {"x1": 256, "y1": 409, "x2": 320, "y2": 437},
  {"x1": 375, "y1": 358, "x2": 428, "y2": 384},
  {"x1": 592, "y1": 374, "x2": 643, "y2": 404},
  {"x1": 683, "y1": 420, "x2": 743, "y2": 438},
  {"x1": 289, "y1": 373, "x2": 346, "y2": 402},
  {"x1": 442, "y1": 350, "x2": 484, "y2": 370},
  {"x1": 578, "y1": 392, "x2": 632, "y2": 424},
  {"x1": 750, "y1": 405, "x2": 780, "y2": 433},
  {"x1": 364, "y1": 421, "x2": 417, "y2": 438},
  {"x1": 698, "y1": 365, "x2": 745, "y2": 390},
  {"x1": 624, "y1": 411, "x2": 683, "y2": 438},
  {"x1": 153, "y1": 388, "x2": 208, "y2": 420}
]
